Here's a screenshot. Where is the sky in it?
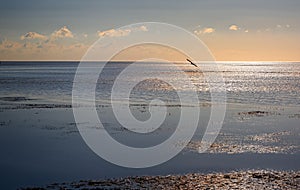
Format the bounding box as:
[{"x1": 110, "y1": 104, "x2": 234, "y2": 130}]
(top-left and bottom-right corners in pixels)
[{"x1": 0, "y1": 0, "x2": 299, "y2": 61}]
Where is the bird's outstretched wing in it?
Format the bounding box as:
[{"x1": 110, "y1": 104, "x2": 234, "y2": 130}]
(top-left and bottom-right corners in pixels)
[{"x1": 186, "y1": 59, "x2": 198, "y2": 67}]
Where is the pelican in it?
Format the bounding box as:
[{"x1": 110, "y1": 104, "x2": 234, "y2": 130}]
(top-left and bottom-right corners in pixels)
[{"x1": 186, "y1": 59, "x2": 198, "y2": 67}]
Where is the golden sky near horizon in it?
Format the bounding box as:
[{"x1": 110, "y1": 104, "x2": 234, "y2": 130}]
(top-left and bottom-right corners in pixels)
[
  {"x1": 1, "y1": 29, "x2": 299, "y2": 62},
  {"x1": 1, "y1": 26, "x2": 299, "y2": 62},
  {"x1": 1, "y1": 31, "x2": 299, "y2": 62},
  {"x1": 0, "y1": 1, "x2": 299, "y2": 61}
]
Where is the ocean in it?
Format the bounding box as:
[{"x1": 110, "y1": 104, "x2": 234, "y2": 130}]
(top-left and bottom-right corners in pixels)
[
  {"x1": 1, "y1": 61, "x2": 299, "y2": 106},
  {"x1": 0, "y1": 61, "x2": 299, "y2": 189}
]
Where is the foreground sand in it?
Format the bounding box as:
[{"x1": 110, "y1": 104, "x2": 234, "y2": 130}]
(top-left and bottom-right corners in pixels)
[{"x1": 22, "y1": 170, "x2": 299, "y2": 190}]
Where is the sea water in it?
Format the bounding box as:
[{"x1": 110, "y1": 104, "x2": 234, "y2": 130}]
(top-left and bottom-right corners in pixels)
[{"x1": 0, "y1": 61, "x2": 299, "y2": 189}]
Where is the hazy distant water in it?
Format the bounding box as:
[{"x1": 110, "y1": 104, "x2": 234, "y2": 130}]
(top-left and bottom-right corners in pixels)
[{"x1": 0, "y1": 61, "x2": 299, "y2": 106}]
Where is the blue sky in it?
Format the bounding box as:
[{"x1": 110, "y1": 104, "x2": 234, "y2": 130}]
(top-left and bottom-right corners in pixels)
[{"x1": 0, "y1": 0, "x2": 299, "y2": 60}]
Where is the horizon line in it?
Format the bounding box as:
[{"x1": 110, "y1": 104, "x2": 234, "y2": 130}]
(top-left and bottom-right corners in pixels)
[{"x1": 1, "y1": 60, "x2": 300, "y2": 63}]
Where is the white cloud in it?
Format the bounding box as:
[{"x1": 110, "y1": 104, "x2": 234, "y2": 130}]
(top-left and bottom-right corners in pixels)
[
  {"x1": 98, "y1": 29, "x2": 131, "y2": 37},
  {"x1": 194, "y1": 27, "x2": 215, "y2": 35},
  {"x1": 20, "y1": 26, "x2": 74, "y2": 42},
  {"x1": 0, "y1": 26, "x2": 92, "y2": 60},
  {"x1": 275, "y1": 24, "x2": 290, "y2": 31},
  {"x1": 229, "y1": 24, "x2": 239, "y2": 31},
  {"x1": 20, "y1": 32, "x2": 47, "y2": 40},
  {"x1": 193, "y1": 30, "x2": 200, "y2": 35},
  {"x1": 51, "y1": 26, "x2": 74, "y2": 38},
  {"x1": 138, "y1": 25, "x2": 148, "y2": 32},
  {"x1": 203, "y1": 27, "x2": 215, "y2": 34},
  {"x1": 97, "y1": 25, "x2": 148, "y2": 37}
]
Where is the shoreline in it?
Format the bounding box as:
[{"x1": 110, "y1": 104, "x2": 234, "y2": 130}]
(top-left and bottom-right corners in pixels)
[{"x1": 21, "y1": 169, "x2": 300, "y2": 190}]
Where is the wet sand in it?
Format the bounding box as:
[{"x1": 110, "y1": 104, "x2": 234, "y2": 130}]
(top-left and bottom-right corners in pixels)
[{"x1": 22, "y1": 170, "x2": 300, "y2": 189}]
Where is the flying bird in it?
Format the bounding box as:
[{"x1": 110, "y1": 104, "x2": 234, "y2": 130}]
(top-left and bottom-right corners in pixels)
[{"x1": 186, "y1": 59, "x2": 198, "y2": 67}]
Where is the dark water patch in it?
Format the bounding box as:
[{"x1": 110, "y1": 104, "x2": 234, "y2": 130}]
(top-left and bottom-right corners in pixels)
[
  {"x1": 0, "y1": 103, "x2": 72, "y2": 110},
  {"x1": 0, "y1": 96, "x2": 36, "y2": 102},
  {"x1": 238, "y1": 110, "x2": 280, "y2": 117}
]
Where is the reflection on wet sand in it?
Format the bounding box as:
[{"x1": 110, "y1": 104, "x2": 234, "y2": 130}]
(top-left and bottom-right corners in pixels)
[{"x1": 176, "y1": 131, "x2": 299, "y2": 154}]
